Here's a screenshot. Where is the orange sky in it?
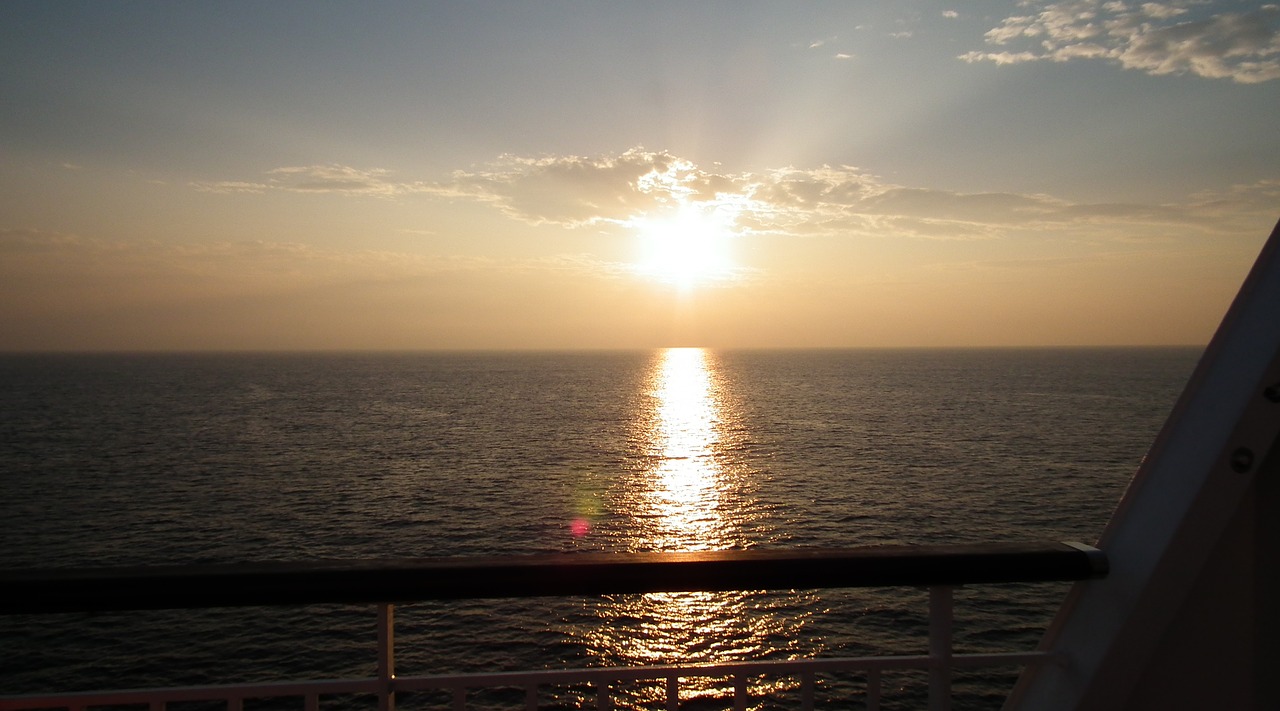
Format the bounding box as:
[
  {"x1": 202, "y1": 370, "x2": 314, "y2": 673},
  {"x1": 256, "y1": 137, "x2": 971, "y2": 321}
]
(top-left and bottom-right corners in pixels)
[{"x1": 2, "y1": 3, "x2": 1278, "y2": 350}]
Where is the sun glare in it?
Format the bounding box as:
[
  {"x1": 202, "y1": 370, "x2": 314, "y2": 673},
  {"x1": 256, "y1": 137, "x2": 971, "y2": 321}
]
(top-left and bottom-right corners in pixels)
[{"x1": 633, "y1": 203, "x2": 738, "y2": 288}]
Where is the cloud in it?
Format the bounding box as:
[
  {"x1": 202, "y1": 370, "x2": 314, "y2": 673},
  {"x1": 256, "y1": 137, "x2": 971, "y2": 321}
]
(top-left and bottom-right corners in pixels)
[
  {"x1": 960, "y1": 1, "x2": 1280, "y2": 83},
  {"x1": 196, "y1": 152, "x2": 734, "y2": 222},
  {"x1": 15, "y1": 157, "x2": 1278, "y2": 350},
  {"x1": 943, "y1": 10, "x2": 960, "y2": 19},
  {"x1": 192, "y1": 164, "x2": 429, "y2": 196},
  {"x1": 193, "y1": 180, "x2": 271, "y2": 194},
  {"x1": 0, "y1": 228, "x2": 629, "y2": 284},
  {"x1": 434, "y1": 148, "x2": 744, "y2": 227},
  {"x1": 0, "y1": 227, "x2": 89, "y2": 252},
  {"x1": 265, "y1": 165, "x2": 416, "y2": 195},
  {"x1": 192, "y1": 149, "x2": 1278, "y2": 244}
]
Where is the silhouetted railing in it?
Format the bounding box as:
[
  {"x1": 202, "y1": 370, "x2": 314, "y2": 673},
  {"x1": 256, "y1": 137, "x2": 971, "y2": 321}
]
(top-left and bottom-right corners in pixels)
[{"x1": 0, "y1": 542, "x2": 1107, "y2": 711}]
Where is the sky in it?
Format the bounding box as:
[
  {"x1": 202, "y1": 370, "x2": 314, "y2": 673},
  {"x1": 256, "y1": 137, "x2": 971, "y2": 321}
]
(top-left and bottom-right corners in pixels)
[{"x1": 2, "y1": 1, "x2": 1278, "y2": 351}]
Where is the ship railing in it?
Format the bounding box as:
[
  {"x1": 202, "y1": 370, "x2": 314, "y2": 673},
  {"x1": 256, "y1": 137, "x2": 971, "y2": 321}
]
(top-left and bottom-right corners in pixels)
[{"x1": 0, "y1": 541, "x2": 1107, "y2": 711}]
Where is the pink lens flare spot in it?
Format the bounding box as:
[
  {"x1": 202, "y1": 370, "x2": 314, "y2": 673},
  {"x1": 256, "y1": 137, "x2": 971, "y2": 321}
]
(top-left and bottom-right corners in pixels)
[{"x1": 570, "y1": 518, "x2": 591, "y2": 537}]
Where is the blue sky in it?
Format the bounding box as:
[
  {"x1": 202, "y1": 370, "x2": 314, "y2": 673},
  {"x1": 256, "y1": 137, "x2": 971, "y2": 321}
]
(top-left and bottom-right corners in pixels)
[{"x1": 2, "y1": 1, "x2": 1277, "y2": 349}]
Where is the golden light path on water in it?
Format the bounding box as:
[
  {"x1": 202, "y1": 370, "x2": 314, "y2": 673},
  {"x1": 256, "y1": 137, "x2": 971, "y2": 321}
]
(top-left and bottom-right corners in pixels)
[
  {"x1": 581, "y1": 348, "x2": 814, "y2": 708},
  {"x1": 646, "y1": 347, "x2": 727, "y2": 550}
]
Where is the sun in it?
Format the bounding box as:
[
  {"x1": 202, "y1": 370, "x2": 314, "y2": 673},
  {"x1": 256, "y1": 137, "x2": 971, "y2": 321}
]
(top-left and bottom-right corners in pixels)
[{"x1": 632, "y1": 202, "x2": 738, "y2": 288}]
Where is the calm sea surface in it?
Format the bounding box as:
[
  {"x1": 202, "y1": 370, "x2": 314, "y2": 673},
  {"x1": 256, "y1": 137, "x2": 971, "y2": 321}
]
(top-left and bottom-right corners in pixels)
[{"x1": 0, "y1": 348, "x2": 1200, "y2": 709}]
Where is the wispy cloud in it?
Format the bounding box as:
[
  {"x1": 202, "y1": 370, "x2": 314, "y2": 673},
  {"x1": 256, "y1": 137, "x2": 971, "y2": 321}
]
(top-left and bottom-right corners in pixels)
[
  {"x1": 193, "y1": 149, "x2": 1278, "y2": 244},
  {"x1": 807, "y1": 36, "x2": 857, "y2": 60},
  {"x1": 0, "y1": 229, "x2": 609, "y2": 302},
  {"x1": 265, "y1": 165, "x2": 420, "y2": 195},
  {"x1": 193, "y1": 180, "x2": 271, "y2": 194},
  {"x1": 960, "y1": 1, "x2": 1280, "y2": 83},
  {"x1": 434, "y1": 149, "x2": 1278, "y2": 240},
  {"x1": 433, "y1": 149, "x2": 735, "y2": 226},
  {"x1": 0, "y1": 228, "x2": 96, "y2": 254},
  {"x1": 193, "y1": 165, "x2": 428, "y2": 196}
]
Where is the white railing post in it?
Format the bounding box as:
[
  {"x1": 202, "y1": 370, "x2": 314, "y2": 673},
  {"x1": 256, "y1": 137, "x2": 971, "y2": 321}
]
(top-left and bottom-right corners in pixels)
[
  {"x1": 377, "y1": 603, "x2": 396, "y2": 711},
  {"x1": 929, "y1": 585, "x2": 954, "y2": 711}
]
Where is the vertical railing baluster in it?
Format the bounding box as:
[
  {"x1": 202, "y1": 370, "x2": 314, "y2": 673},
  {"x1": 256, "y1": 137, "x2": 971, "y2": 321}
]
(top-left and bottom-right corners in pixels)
[
  {"x1": 596, "y1": 682, "x2": 611, "y2": 710},
  {"x1": 666, "y1": 676, "x2": 679, "y2": 711},
  {"x1": 734, "y1": 674, "x2": 747, "y2": 711},
  {"x1": 149, "y1": 701, "x2": 163, "y2": 711},
  {"x1": 928, "y1": 585, "x2": 954, "y2": 711},
  {"x1": 801, "y1": 670, "x2": 815, "y2": 711},
  {"x1": 452, "y1": 686, "x2": 467, "y2": 711},
  {"x1": 227, "y1": 697, "x2": 243, "y2": 711},
  {"x1": 868, "y1": 669, "x2": 881, "y2": 711},
  {"x1": 378, "y1": 603, "x2": 396, "y2": 711},
  {"x1": 525, "y1": 684, "x2": 538, "y2": 710}
]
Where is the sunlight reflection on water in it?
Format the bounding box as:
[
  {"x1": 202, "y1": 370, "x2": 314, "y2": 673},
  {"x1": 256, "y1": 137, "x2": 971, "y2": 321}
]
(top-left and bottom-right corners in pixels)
[
  {"x1": 581, "y1": 348, "x2": 808, "y2": 707},
  {"x1": 645, "y1": 347, "x2": 729, "y2": 550},
  {"x1": 0, "y1": 349, "x2": 1199, "y2": 707}
]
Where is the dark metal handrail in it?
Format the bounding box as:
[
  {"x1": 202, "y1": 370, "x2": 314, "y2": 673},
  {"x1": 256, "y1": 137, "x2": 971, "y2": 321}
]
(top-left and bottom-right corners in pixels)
[{"x1": 0, "y1": 541, "x2": 1106, "y2": 614}]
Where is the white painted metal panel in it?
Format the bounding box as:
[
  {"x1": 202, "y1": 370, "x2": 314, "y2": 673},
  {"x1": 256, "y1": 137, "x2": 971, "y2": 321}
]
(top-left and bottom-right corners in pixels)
[{"x1": 1006, "y1": 219, "x2": 1280, "y2": 710}]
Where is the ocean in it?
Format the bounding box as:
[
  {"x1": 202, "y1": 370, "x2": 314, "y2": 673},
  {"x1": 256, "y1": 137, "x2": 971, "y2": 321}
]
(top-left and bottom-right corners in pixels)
[{"x1": 0, "y1": 347, "x2": 1200, "y2": 709}]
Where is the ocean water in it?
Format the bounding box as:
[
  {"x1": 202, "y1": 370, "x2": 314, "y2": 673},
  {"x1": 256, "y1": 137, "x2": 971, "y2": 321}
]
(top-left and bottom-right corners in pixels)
[{"x1": 0, "y1": 347, "x2": 1199, "y2": 709}]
